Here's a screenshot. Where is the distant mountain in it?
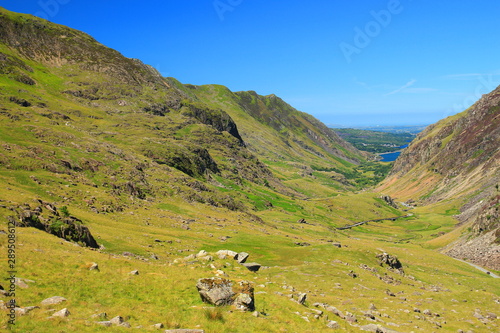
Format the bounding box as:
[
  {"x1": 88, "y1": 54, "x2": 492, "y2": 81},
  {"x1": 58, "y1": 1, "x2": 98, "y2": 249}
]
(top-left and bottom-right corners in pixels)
[
  {"x1": 332, "y1": 128, "x2": 415, "y2": 154},
  {"x1": 345, "y1": 125, "x2": 428, "y2": 135},
  {"x1": 378, "y1": 86, "x2": 500, "y2": 269}
]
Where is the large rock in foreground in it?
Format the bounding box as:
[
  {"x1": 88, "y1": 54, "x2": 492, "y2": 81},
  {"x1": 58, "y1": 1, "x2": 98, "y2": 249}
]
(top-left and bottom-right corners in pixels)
[{"x1": 196, "y1": 277, "x2": 255, "y2": 311}]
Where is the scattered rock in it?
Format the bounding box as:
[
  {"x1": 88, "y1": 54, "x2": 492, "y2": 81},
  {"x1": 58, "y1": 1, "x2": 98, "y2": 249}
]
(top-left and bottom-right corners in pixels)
[
  {"x1": 297, "y1": 218, "x2": 307, "y2": 224},
  {"x1": 216, "y1": 250, "x2": 238, "y2": 259},
  {"x1": 242, "y1": 262, "x2": 261, "y2": 272},
  {"x1": 152, "y1": 323, "x2": 164, "y2": 329},
  {"x1": 196, "y1": 277, "x2": 255, "y2": 311},
  {"x1": 295, "y1": 242, "x2": 311, "y2": 246},
  {"x1": 41, "y1": 296, "x2": 67, "y2": 306},
  {"x1": 215, "y1": 270, "x2": 227, "y2": 277},
  {"x1": 385, "y1": 290, "x2": 395, "y2": 297},
  {"x1": 344, "y1": 312, "x2": 357, "y2": 323},
  {"x1": 15, "y1": 306, "x2": 39, "y2": 316},
  {"x1": 52, "y1": 308, "x2": 70, "y2": 318},
  {"x1": 297, "y1": 293, "x2": 307, "y2": 305},
  {"x1": 360, "y1": 323, "x2": 400, "y2": 332},
  {"x1": 234, "y1": 292, "x2": 254, "y2": 311},
  {"x1": 91, "y1": 312, "x2": 107, "y2": 319},
  {"x1": 110, "y1": 316, "x2": 124, "y2": 325},
  {"x1": 486, "y1": 312, "x2": 498, "y2": 320},
  {"x1": 96, "y1": 321, "x2": 112, "y2": 327},
  {"x1": 14, "y1": 278, "x2": 29, "y2": 289},
  {"x1": 196, "y1": 250, "x2": 207, "y2": 258},
  {"x1": 326, "y1": 320, "x2": 340, "y2": 329},
  {"x1": 14, "y1": 307, "x2": 28, "y2": 316},
  {"x1": 88, "y1": 262, "x2": 99, "y2": 271},
  {"x1": 364, "y1": 311, "x2": 376, "y2": 320},
  {"x1": 331, "y1": 242, "x2": 342, "y2": 248},
  {"x1": 236, "y1": 252, "x2": 249, "y2": 263},
  {"x1": 348, "y1": 270, "x2": 358, "y2": 278},
  {"x1": 130, "y1": 270, "x2": 139, "y2": 275},
  {"x1": 164, "y1": 329, "x2": 205, "y2": 333},
  {"x1": 376, "y1": 253, "x2": 404, "y2": 274}
]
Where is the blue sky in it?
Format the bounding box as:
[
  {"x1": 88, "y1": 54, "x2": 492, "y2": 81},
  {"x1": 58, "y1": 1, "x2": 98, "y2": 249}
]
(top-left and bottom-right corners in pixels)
[{"x1": 1, "y1": 0, "x2": 499, "y2": 126}]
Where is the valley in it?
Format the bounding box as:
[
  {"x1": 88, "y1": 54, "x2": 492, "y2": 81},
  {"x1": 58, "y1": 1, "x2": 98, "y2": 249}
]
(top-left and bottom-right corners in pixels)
[{"x1": 0, "y1": 7, "x2": 498, "y2": 333}]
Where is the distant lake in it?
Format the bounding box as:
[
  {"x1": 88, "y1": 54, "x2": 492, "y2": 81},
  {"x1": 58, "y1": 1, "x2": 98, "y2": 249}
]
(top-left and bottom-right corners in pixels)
[
  {"x1": 379, "y1": 144, "x2": 408, "y2": 162},
  {"x1": 380, "y1": 151, "x2": 401, "y2": 162}
]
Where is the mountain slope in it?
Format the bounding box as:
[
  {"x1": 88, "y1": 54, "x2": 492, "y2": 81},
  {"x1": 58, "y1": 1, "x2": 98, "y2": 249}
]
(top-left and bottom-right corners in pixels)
[
  {"x1": 167, "y1": 81, "x2": 371, "y2": 194},
  {"x1": 378, "y1": 86, "x2": 500, "y2": 269},
  {"x1": 0, "y1": 6, "x2": 369, "y2": 215},
  {"x1": 1, "y1": 7, "x2": 499, "y2": 333}
]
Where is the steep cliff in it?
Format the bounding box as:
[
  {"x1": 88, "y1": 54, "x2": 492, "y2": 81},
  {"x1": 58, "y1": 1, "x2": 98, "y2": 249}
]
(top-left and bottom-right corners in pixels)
[{"x1": 378, "y1": 86, "x2": 500, "y2": 269}]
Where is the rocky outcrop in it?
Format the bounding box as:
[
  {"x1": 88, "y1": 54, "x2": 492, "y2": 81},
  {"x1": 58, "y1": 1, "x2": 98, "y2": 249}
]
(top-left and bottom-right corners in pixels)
[
  {"x1": 380, "y1": 195, "x2": 398, "y2": 209},
  {"x1": 376, "y1": 253, "x2": 404, "y2": 274},
  {"x1": 182, "y1": 103, "x2": 244, "y2": 145},
  {"x1": 10, "y1": 200, "x2": 98, "y2": 248},
  {"x1": 142, "y1": 143, "x2": 219, "y2": 178},
  {"x1": 196, "y1": 277, "x2": 255, "y2": 311}
]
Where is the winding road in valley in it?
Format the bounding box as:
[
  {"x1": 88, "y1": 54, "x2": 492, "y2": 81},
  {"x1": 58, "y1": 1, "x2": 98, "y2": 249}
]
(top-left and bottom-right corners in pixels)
[{"x1": 454, "y1": 258, "x2": 499, "y2": 278}]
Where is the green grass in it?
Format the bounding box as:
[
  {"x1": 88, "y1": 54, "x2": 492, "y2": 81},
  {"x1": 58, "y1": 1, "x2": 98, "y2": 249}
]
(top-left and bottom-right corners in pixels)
[{"x1": 0, "y1": 8, "x2": 498, "y2": 332}]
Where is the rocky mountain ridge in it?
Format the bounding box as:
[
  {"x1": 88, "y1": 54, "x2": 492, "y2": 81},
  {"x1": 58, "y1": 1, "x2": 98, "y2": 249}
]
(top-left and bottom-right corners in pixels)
[{"x1": 378, "y1": 86, "x2": 500, "y2": 269}]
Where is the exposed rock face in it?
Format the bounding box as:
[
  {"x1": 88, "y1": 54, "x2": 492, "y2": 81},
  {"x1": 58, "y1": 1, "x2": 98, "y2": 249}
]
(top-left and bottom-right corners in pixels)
[
  {"x1": 444, "y1": 230, "x2": 500, "y2": 271},
  {"x1": 378, "y1": 85, "x2": 500, "y2": 270},
  {"x1": 380, "y1": 195, "x2": 398, "y2": 209},
  {"x1": 12, "y1": 201, "x2": 99, "y2": 248},
  {"x1": 196, "y1": 277, "x2": 255, "y2": 311},
  {"x1": 376, "y1": 253, "x2": 404, "y2": 274},
  {"x1": 142, "y1": 143, "x2": 219, "y2": 178},
  {"x1": 182, "y1": 103, "x2": 244, "y2": 145}
]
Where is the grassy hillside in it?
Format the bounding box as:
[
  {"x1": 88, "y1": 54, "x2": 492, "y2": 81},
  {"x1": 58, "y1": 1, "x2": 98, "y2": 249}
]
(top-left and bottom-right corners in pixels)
[{"x1": 0, "y1": 7, "x2": 499, "y2": 333}]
